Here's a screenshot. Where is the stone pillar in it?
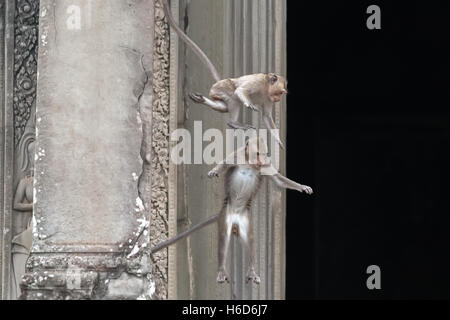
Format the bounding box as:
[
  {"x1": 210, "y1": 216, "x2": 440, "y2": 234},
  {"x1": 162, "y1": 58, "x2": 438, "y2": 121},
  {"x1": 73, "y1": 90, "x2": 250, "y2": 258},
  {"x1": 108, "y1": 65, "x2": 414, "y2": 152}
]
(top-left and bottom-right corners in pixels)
[
  {"x1": 0, "y1": 0, "x2": 15, "y2": 299},
  {"x1": 179, "y1": 0, "x2": 287, "y2": 300},
  {"x1": 20, "y1": 0, "x2": 155, "y2": 300}
]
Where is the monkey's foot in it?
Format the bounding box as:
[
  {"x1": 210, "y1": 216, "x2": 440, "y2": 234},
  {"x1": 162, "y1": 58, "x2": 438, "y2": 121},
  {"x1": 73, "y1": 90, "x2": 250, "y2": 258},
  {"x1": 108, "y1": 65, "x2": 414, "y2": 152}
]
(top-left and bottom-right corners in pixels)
[
  {"x1": 299, "y1": 184, "x2": 313, "y2": 195},
  {"x1": 227, "y1": 121, "x2": 256, "y2": 130},
  {"x1": 246, "y1": 270, "x2": 261, "y2": 285},
  {"x1": 244, "y1": 103, "x2": 260, "y2": 112},
  {"x1": 208, "y1": 169, "x2": 219, "y2": 178},
  {"x1": 189, "y1": 92, "x2": 205, "y2": 104},
  {"x1": 277, "y1": 140, "x2": 285, "y2": 150},
  {"x1": 217, "y1": 270, "x2": 230, "y2": 284}
]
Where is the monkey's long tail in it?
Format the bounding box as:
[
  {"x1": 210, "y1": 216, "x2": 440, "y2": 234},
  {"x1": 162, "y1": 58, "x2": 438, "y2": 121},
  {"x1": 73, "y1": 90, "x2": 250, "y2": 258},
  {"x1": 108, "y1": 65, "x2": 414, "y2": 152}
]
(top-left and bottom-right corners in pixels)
[
  {"x1": 162, "y1": 0, "x2": 221, "y2": 83},
  {"x1": 151, "y1": 213, "x2": 219, "y2": 254}
]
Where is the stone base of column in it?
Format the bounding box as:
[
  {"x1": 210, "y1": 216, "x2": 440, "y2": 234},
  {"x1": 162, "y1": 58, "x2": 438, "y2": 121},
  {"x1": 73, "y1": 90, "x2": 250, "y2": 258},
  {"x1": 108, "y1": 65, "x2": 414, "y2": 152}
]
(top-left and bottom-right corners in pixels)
[{"x1": 20, "y1": 252, "x2": 153, "y2": 300}]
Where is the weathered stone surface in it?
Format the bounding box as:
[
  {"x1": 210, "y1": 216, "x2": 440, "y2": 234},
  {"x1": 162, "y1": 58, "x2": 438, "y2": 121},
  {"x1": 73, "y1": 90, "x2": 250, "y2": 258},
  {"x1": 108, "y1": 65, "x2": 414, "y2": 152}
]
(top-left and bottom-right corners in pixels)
[
  {"x1": 105, "y1": 272, "x2": 145, "y2": 300},
  {"x1": 21, "y1": 0, "x2": 155, "y2": 300},
  {"x1": 33, "y1": 0, "x2": 153, "y2": 248},
  {"x1": 151, "y1": 0, "x2": 171, "y2": 300}
]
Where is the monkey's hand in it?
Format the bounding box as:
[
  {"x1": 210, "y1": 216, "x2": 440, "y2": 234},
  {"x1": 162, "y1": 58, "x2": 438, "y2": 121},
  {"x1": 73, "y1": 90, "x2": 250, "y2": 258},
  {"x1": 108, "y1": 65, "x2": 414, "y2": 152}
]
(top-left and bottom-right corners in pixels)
[
  {"x1": 208, "y1": 169, "x2": 219, "y2": 178},
  {"x1": 298, "y1": 184, "x2": 313, "y2": 195}
]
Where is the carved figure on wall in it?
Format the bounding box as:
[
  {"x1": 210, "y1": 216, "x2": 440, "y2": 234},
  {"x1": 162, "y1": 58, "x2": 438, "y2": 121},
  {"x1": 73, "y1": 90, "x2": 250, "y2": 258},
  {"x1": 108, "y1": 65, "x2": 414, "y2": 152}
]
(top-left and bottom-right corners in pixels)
[{"x1": 10, "y1": 129, "x2": 35, "y2": 299}]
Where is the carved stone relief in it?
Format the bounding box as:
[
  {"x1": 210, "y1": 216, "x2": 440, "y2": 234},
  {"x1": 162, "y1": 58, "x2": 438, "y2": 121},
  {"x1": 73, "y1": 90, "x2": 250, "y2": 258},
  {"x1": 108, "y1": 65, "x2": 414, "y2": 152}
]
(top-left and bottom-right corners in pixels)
[
  {"x1": 10, "y1": 117, "x2": 35, "y2": 299},
  {"x1": 151, "y1": 0, "x2": 171, "y2": 300},
  {"x1": 0, "y1": 0, "x2": 6, "y2": 300},
  {"x1": 13, "y1": 0, "x2": 39, "y2": 147},
  {"x1": 10, "y1": 0, "x2": 39, "y2": 300}
]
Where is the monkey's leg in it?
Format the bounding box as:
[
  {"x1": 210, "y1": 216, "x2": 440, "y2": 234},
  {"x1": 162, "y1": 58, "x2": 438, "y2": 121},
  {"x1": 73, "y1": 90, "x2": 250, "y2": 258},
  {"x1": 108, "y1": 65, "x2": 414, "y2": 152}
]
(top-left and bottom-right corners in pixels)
[
  {"x1": 238, "y1": 214, "x2": 260, "y2": 285},
  {"x1": 227, "y1": 98, "x2": 256, "y2": 130},
  {"x1": 217, "y1": 215, "x2": 232, "y2": 284},
  {"x1": 189, "y1": 93, "x2": 229, "y2": 113}
]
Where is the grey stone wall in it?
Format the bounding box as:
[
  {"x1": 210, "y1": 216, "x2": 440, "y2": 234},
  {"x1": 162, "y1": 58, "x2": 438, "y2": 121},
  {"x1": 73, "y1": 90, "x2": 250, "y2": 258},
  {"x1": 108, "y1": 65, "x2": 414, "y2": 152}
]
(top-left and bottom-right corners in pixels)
[
  {"x1": 0, "y1": 0, "x2": 174, "y2": 301},
  {"x1": 19, "y1": 0, "x2": 157, "y2": 300},
  {"x1": 0, "y1": 0, "x2": 11, "y2": 300},
  {"x1": 0, "y1": 0, "x2": 37, "y2": 300}
]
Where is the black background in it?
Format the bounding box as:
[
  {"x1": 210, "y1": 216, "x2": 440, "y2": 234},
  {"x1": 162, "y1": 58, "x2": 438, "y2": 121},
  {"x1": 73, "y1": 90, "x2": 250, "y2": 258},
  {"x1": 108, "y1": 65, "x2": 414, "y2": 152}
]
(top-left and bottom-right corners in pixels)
[{"x1": 286, "y1": 0, "x2": 450, "y2": 299}]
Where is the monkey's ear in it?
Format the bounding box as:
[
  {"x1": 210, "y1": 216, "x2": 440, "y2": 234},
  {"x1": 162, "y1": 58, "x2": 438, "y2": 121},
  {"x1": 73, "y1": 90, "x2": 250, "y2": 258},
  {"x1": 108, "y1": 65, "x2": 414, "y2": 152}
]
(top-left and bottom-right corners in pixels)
[{"x1": 269, "y1": 74, "x2": 278, "y2": 85}]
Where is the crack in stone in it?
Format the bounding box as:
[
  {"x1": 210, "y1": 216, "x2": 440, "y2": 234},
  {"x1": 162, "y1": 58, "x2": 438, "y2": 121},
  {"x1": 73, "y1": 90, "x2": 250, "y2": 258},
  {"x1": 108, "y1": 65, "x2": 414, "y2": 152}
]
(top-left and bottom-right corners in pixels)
[{"x1": 53, "y1": 3, "x2": 57, "y2": 47}]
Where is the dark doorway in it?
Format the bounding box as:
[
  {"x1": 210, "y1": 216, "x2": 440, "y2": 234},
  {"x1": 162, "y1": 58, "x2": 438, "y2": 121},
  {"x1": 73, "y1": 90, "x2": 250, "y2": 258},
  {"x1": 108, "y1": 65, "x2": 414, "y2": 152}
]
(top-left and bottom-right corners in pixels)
[{"x1": 286, "y1": 0, "x2": 450, "y2": 299}]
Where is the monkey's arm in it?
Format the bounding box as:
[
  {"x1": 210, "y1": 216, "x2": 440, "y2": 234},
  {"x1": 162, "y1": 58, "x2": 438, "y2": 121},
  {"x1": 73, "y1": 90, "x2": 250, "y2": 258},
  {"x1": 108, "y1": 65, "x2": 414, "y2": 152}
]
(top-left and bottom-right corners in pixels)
[
  {"x1": 208, "y1": 162, "x2": 229, "y2": 178},
  {"x1": 235, "y1": 87, "x2": 258, "y2": 111},
  {"x1": 262, "y1": 106, "x2": 285, "y2": 149},
  {"x1": 208, "y1": 157, "x2": 236, "y2": 177},
  {"x1": 269, "y1": 173, "x2": 313, "y2": 195},
  {"x1": 208, "y1": 146, "x2": 245, "y2": 177},
  {"x1": 151, "y1": 214, "x2": 219, "y2": 254}
]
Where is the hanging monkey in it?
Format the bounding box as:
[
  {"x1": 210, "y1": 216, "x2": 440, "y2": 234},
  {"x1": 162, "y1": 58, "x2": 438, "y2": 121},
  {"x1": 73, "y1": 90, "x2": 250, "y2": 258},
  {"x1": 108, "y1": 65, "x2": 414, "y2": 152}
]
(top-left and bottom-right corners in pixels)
[
  {"x1": 151, "y1": 137, "x2": 313, "y2": 284},
  {"x1": 162, "y1": 0, "x2": 288, "y2": 149}
]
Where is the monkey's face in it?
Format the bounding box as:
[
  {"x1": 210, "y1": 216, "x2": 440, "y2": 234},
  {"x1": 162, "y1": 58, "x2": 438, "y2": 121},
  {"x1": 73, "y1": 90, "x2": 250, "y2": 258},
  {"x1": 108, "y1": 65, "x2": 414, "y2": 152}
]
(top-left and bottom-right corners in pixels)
[
  {"x1": 245, "y1": 138, "x2": 270, "y2": 168},
  {"x1": 268, "y1": 74, "x2": 288, "y2": 103}
]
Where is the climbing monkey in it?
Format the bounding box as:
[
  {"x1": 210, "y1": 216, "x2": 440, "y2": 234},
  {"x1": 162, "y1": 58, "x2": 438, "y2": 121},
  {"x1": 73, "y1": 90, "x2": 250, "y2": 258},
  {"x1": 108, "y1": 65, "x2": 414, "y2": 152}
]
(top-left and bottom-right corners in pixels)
[
  {"x1": 162, "y1": 0, "x2": 288, "y2": 149},
  {"x1": 151, "y1": 136, "x2": 313, "y2": 284}
]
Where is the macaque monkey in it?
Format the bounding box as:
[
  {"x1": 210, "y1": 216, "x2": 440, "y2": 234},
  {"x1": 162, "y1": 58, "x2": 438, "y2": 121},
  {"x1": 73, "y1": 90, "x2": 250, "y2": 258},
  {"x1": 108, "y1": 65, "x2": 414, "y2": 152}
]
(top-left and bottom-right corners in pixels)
[
  {"x1": 151, "y1": 137, "x2": 313, "y2": 284},
  {"x1": 162, "y1": 0, "x2": 288, "y2": 149}
]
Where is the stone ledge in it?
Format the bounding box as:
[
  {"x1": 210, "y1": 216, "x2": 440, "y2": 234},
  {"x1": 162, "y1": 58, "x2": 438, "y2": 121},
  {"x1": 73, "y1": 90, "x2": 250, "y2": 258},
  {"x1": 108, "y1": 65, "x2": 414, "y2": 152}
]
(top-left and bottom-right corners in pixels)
[
  {"x1": 26, "y1": 253, "x2": 126, "y2": 272},
  {"x1": 20, "y1": 269, "x2": 99, "y2": 300}
]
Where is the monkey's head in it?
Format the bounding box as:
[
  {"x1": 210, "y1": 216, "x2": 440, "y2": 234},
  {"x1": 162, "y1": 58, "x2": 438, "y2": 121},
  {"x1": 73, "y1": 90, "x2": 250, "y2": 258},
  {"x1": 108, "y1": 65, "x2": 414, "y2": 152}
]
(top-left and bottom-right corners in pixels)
[
  {"x1": 245, "y1": 137, "x2": 270, "y2": 169},
  {"x1": 267, "y1": 73, "x2": 288, "y2": 103}
]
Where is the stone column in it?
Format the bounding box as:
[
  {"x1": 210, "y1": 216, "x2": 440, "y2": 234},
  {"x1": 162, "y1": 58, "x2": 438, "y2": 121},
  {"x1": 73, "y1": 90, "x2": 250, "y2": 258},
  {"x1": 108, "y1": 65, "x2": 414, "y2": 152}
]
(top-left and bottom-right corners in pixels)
[
  {"x1": 20, "y1": 0, "x2": 155, "y2": 300},
  {"x1": 179, "y1": 0, "x2": 287, "y2": 300},
  {"x1": 0, "y1": 0, "x2": 15, "y2": 299}
]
